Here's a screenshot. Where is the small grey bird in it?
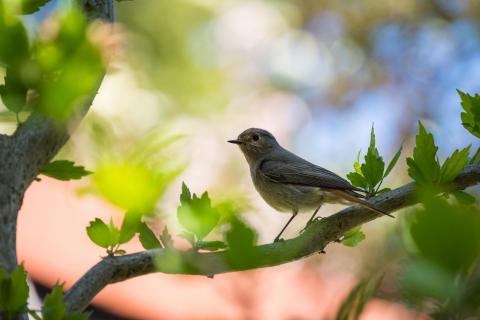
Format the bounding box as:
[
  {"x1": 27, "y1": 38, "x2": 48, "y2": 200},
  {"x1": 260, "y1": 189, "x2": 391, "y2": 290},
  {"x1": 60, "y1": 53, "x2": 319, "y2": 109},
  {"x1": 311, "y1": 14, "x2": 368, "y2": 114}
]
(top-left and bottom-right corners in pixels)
[{"x1": 228, "y1": 128, "x2": 392, "y2": 242}]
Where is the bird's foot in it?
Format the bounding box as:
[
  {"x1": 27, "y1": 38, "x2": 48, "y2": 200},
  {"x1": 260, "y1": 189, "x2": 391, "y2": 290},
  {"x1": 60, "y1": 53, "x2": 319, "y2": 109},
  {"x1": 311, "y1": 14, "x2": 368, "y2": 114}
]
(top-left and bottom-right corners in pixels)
[
  {"x1": 273, "y1": 237, "x2": 285, "y2": 243},
  {"x1": 299, "y1": 216, "x2": 324, "y2": 234}
]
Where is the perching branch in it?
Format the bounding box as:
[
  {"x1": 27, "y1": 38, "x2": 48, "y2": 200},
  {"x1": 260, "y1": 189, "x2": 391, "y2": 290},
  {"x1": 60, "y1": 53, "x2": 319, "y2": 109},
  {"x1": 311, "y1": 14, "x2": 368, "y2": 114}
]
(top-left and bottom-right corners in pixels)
[{"x1": 64, "y1": 164, "x2": 480, "y2": 313}]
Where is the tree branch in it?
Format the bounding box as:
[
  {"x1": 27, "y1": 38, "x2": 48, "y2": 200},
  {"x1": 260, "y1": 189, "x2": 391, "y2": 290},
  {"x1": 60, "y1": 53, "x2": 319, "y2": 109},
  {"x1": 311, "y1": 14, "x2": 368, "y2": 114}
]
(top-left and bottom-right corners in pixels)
[{"x1": 64, "y1": 164, "x2": 480, "y2": 312}]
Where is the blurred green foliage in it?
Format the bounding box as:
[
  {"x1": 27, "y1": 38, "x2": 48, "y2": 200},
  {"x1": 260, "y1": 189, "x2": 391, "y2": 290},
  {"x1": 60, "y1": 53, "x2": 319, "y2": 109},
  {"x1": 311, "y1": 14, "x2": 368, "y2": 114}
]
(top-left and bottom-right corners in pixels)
[
  {"x1": 336, "y1": 275, "x2": 383, "y2": 320},
  {"x1": 341, "y1": 226, "x2": 366, "y2": 247},
  {"x1": 117, "y1": 0, "x2": 228, "y2": 114}
]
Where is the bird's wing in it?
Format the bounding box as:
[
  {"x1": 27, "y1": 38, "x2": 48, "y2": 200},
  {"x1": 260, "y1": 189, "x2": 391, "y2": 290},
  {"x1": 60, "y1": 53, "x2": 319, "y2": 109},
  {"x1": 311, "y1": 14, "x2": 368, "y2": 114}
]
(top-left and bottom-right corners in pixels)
[{"x1": 259, "y1": 157, "x2": 358, "y2": 191}]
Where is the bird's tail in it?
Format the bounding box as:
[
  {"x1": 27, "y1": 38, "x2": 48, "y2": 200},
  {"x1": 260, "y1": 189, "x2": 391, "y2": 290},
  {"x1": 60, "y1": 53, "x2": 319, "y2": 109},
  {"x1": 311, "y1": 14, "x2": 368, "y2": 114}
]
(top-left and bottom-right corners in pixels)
[{"x1": 329, "y1": 189, "x2": 394, "y2": 218}]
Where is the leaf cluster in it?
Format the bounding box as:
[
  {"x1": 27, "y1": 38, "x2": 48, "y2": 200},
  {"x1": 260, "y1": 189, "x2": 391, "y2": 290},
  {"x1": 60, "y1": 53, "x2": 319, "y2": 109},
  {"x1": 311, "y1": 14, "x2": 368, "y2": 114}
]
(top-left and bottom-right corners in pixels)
[
  {"x1": 0, "y1": 1, "x2": 104, "y2": 122},
  {"x1": 347, "y1": 126, "x2": 402, "y2": 197}
]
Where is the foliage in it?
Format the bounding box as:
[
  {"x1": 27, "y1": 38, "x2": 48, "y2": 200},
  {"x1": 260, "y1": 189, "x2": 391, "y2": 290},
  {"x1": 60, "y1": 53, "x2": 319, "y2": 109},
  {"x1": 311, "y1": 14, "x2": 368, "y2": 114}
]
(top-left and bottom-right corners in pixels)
[
  {"x1": 458, "y1": 90, "x2": 480, "y2": 139},
  {"x1": 341, "y1": 226, "x2": 366, "y2": 247},
  {"x1": 406, "y1": 121, "x2": 470, "y2": 188},
  {"x1": 0, "y1": 265, "x2": 29, "y2": 319},
  {"x1": 86, "y1": 216, "x2": 139, "y2": 256},
  {"x1": 347, "y1": 126, "x2": 402, "y2": 196},
  {"x1": 177, "y1": 182, "x2": 221, "y2": 244},
  {"x1": 336, "y1": 275, "x2": 383, "y2": 320},
  {"x1": 39, "y1": 160, "x2": 91, "y2": 181},
  {"x1": 41, "y1": 285, "x2": 89, "y2": 320}
]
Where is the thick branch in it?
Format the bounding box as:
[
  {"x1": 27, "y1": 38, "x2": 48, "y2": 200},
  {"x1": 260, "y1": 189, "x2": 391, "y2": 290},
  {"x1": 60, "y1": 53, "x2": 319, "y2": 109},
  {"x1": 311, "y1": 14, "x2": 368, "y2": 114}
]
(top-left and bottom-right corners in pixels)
[
  {"x1": 64, "y1": 164, "x2": 480, "y2": 312},
  {"x1": 0, "y1": 1, "x2": 114, "y2": 272}
]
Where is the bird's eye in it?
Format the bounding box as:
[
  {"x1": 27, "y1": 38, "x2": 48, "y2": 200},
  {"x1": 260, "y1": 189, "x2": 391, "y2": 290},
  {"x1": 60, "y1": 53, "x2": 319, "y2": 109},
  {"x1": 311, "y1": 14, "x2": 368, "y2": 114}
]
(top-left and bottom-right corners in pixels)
[{"x1": 252, "y1": 134, "x2": 260, "y2": 141}]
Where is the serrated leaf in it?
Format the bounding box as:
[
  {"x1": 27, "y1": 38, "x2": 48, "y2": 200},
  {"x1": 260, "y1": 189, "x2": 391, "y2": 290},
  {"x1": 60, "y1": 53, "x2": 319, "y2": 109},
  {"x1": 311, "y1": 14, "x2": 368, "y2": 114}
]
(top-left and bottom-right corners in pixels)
[
  {"x1": 458, "y1": 90, "x2": 480, "y2": 139},
  {"x1": 346, "y1": 172, "x2": 367, "y2": 189},
  {"x1": 360, "y1": 126, "x2": 385, "y2": 189},
  {"x1": 138, "y1": 222, "x2": 161, "y2": 250},
  {"x1": 196, "y1": 240, "x2": 227, "y2": 251},
  {"x1": 0, "y1": 266, "x2": 29, "y2": 315},
  {"x1": 86, "y1": 218, "x2": 118, "y2": 249},
  {"x1": 407, "y1": 122, "x2": 441, "y2": 184},
  {"x1": 440, "y1": 146, "x2": 471, "y2": 184},
  {"x1": 159, "y1": 226, "x2": 173, "y2": 248},
  {"x1": 452, "y1": 190, "x2": 475, "y2": 205},
  {"x1": 42, "y1": 286, "x2": 65, "y2": 320},
  {"x1": 40, "y1": 160, "x2": 91, "y2": 181},
  {"x1": 20, "y1": 0, "x2": 52, "y2": 14},
  {"x1": 177, "y1": 183, "x2": 220, "y2": 240},
  {"x1": 118, "y1": 212, "x2": 141, "y2": 244},
  {"x1": 384, "y1": 145, "x2": 402, "y2": 178},
  {"x1": 341, "y1": 226, "x2": 366, "y2": 247}
]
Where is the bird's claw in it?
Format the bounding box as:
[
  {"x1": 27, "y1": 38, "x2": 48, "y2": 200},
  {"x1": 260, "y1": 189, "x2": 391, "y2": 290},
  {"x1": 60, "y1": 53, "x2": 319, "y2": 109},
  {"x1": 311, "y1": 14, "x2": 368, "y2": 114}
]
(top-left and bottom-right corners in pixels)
[{"x1": 273, "y1": 237, "x2": 284, "y2": 243}]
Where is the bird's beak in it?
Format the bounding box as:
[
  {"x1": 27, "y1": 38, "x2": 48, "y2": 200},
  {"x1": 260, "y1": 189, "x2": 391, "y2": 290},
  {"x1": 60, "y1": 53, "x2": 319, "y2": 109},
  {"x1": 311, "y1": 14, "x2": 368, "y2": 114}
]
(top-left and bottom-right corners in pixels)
[{"x1": 228, "y1": 139, "x2": 243, "y2": 145}]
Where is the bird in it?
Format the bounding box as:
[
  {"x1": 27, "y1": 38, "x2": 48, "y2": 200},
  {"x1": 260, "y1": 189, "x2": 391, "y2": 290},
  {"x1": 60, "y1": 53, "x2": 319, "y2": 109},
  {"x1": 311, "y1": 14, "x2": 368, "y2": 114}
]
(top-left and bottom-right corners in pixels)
[{"x1": 228, "y1": 128, "x2": 393, "y2": 242}]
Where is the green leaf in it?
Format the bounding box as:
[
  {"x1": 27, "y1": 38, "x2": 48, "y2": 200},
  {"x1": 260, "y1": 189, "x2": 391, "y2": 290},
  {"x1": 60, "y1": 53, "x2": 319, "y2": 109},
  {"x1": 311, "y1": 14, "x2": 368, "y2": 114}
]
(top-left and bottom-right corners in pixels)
[
  {"x1": 384, "y1": 145, "x2": 402, "y2": 178},
  {"x1": 159, "y1": 226, "x2": 173, "y2": 248},
  {"x1": 41, "y1": 285, "x2": 89, "y2": 320},
  {"x1": 20, "y1": 0, "x2": 52, "y2": 14},
  {"x1": 469, "y1": 146, "x2": 480, "y2": 164},
  {"x1": 336, "y1": 275, "x2": 383, "y2": 320},
  {"x1": 138, "y1": 222, "x2": 161, "y2": 250},
  {"x1": 177, "y1": 182, "x2": 220, "y2": 240},
  {"x1": 42, "y1": 285, "x2": 65, "y2": 320},
  {"x1": 0, "y1": 266, "x2": 29, "y2": 315},
  {"x1": 341, "y1": 226, "x2": 366, "y2": 247},
  {"x1": 86, "y1": 218, "x2": 119, "y2": 249},
  {"x1": 196, "y1": 240, "x2": 227, "y2": 251},
  {"x1": 35, "y1": 4, "x2": 104, "y2": 122},
  {"x1": 346, "y1": 172, "x2": 367, "y2": 189},
  {"x1": 458, "y1": 90, "x2": 480, "y2": 139},
  {"x1": 118, "y1": 212, "x2": 141, "y2": 244},
  {"x1": 225, "y1": 216, "x2": 257, "y2": 266},
  {"x1": 409, "y1": 196, "x2": 480, "y2": 273},
  {"x1": 0, "y1": 66, "x2": 28, "y2": 113},
  {"x1": 440, "y1": 146, "x2": 471, "y2": 184},
  {"x1": 40, "y1": 160, "x2": 91, "y2": 181},
  {"x1": 407, "y1": 121, "x2": 441, "y2": 184},
  {"x1": 360, "y1": 126, "x2": 385, "y2": 189},
  {"x1": 452, "y1": 190, "x2": 476, "y2": 205}
]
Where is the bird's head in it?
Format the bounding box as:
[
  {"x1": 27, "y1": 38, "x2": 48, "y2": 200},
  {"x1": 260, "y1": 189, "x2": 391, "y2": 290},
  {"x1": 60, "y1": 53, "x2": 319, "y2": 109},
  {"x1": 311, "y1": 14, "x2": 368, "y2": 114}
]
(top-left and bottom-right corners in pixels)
[{"x1": 228, "y1": 128, "x2": 279, "y2": 164}]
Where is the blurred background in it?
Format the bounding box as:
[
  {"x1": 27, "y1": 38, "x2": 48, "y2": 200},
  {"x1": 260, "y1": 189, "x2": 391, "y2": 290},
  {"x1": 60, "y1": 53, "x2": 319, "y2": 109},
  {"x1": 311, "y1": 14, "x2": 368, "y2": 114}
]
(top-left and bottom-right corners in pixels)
[{"x1": 3, "y1": 0, "x2": 480, "y2": 319}]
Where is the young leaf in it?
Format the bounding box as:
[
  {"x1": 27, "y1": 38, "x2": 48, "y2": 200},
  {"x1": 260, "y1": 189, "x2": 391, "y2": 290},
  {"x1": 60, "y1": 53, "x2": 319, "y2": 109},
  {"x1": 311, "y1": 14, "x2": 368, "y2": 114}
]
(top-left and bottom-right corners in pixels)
[
  {"x1": 138, "y1": 222, "x2": 161, "y2": 250},
  {"x1": 86, "y1": 218, "x2": 117, "y2": 249},
  {"x1": 341, "y1": 226, "x2": 366, "y2": 247},
  {"x1": 196, "y1": 240, "x2": 227, "y2": 251},
  {"x1": 40, "y1": 160, "x2": 91, "y2": 181},
  {"x1": 440, "y1": 146, "x2": 471, "y2": 184},
  {"x1": 360, "y1": 127, "x2": 385, "y2": 189},
  {"x1": 407, "y1": 122, "x2": 441, "y2": 184},
  {"x1": 458, "y1": 90, "x2": 480, "y2": 139},
  {"x1": 118, "y1": 212, "x2": 141, "y2": 244},
  {"x1": 42, "y1": 286, "x2": 66, "y2": 320},
  {"x1": 177, "y1": 182, "x2": 220, "y2": 240},
  {"x1": 384, "y1": 145, "x2": 403, "y2": 178},
  {"x1": 159, "y1": 226, "x2": 173, "y2": 248},
  {"x1": 346, "y1": 172, "x2": 367, "y2": 189}
]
